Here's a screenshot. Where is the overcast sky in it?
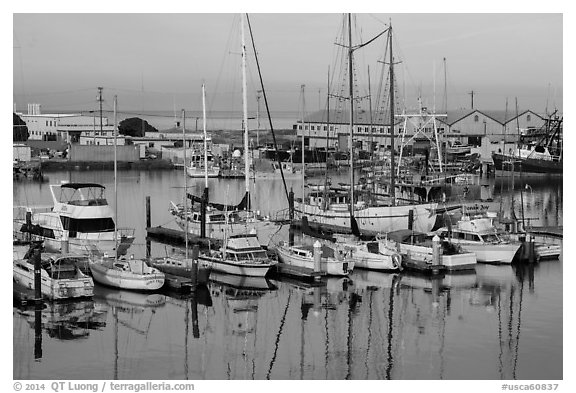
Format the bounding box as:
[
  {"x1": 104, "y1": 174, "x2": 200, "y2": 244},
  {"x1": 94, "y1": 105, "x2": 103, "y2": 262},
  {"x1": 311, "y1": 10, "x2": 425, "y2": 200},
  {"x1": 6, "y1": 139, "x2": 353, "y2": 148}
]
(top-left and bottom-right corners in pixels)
[{"x1": 12, "y1": 10, "x2": 563, "y2": 115}]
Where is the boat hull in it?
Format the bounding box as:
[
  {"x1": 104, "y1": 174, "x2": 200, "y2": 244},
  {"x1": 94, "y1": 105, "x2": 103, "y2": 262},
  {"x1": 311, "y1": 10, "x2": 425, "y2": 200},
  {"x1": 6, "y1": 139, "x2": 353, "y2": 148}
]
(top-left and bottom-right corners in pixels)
[
  {"x1": 295, "y1": 201, "x2": 438, "y2": 234},
  {"x1": 89, "y1": 261, "x2": 165, "y2": 291},
  {"x1": 13, "y1": 261, "x2": 94, "y2": 300},
  {"x1": 348, "y1": 246, "x2": 401, "y2": 271},
  {"x1": 455, "y1": 243, "x2": 521, "y2": 264},
  {"x1": 198, "y1": 256, "x2": 274, "y2": 277},
  {"x1": 492, "y1": 153, "x2": 562, "y2": 176},
  {"x1": 275, "y1": 245, "x2": 354, "y2": 276}
]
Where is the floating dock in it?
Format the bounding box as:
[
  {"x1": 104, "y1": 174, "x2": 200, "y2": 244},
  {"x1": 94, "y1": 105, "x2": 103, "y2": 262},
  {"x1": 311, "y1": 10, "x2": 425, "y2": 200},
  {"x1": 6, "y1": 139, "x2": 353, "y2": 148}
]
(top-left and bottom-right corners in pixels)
[
  {"x1": 146, "y1": 226, "x2": 222, "y2": 249},
  {"x1": 401, "y1": 259, "x2": 447, "y2": 275},
  {"x1": 272, "y1": 262, "x2": 326, "y2": 282},
  {"x1": 528, "y1": 226, "x2": 563, "y2": 239}
]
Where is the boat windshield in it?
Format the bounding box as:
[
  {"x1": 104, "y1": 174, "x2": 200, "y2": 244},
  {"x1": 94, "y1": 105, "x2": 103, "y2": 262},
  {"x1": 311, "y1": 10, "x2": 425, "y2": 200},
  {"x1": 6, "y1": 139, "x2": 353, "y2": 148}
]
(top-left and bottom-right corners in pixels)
[
  {"x1": 481, "y1": 234, "x2": 500, "y2": 243},
  {"x1": 57, "y1": 185, "x2": 108, "y2": 206}
]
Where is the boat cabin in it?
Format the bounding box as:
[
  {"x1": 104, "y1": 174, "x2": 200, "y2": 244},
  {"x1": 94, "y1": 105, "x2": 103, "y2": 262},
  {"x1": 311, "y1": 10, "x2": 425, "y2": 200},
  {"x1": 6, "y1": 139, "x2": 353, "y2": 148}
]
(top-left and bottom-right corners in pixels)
[{"x1": 55, "y1": 183, "x2": 108, "y2": 206}]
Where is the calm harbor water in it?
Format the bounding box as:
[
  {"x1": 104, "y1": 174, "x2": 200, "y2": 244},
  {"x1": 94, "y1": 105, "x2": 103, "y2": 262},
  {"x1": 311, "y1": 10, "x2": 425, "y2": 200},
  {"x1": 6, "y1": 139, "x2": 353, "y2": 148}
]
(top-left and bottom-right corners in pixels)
[{"x1": 12, "y1": 170, "x2": 562, "y2": 380}]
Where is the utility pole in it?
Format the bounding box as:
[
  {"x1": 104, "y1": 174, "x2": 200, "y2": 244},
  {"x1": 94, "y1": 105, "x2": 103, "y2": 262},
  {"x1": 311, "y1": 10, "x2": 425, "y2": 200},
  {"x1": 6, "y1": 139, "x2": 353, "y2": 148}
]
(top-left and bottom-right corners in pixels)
[
  {"x1": 469, "y1": 90, "x2": 475, "y2": 109},
  {"x1": 97, "y1": 87, "x2": 103, "y2": 134}
]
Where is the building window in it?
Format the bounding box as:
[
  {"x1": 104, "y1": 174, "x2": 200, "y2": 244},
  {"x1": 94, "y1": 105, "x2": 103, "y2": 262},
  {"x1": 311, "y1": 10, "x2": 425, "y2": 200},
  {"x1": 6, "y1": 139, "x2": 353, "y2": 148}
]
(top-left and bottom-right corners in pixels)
[
  {"x1": 323, "y1": 126, "x2": 327, "y2": 131},
  {"x1": 330, "y1": 126, "x2": 334, "y2": 131},
  {"x1": 304, "y1": 125, "x2": 308, "y2": 131},
  {"x1": 46, "y1": 121, "x2": 49, "y2": 126},
  {"x1": 311, "y1": 125, "x2": 315, "y2": 131},
  {"x1": 527, "y1": 114, "x2": 531, "y2": 122},
  {"x1": 474, "y1": 115, "x2": 479, "y2": 122}
]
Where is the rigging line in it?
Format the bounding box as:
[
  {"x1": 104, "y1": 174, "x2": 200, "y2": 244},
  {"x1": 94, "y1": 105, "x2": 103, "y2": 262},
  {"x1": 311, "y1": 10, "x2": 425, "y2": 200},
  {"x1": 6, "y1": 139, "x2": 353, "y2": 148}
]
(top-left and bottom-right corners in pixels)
[{"x1": 246, "y1": 14, "x2": 290, "y2": 206}]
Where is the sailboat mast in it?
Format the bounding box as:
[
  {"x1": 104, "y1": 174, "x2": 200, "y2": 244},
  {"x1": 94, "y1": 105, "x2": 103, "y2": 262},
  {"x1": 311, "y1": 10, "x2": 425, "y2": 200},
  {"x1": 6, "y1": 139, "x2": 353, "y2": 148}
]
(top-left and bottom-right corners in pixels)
[
  {"x1": 113, "y1": 95, "x2": 118, "y2": 261},
  {"x1": 241, "y1": 16, "x2": 250, "y2": 200},
  {"x1": 202, "y1": 84, "x2": 208, "y2": 188},
  {"x1": 301, "y1": 84, "x2": 306, "y2": 203},
  {"x1": 182, "y1": 109, "x2": 189, "y2": 257},
  {"x1": 348, "y1": 13, "x2": 355, "y2": 211},
  {"x1": 389, "y1": 24, "x2": 396, "y2": 206}
]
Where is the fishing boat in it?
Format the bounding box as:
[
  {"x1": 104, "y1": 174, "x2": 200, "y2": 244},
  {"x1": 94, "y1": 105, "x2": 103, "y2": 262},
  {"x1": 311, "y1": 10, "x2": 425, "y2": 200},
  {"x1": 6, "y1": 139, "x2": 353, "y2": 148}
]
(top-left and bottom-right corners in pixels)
[
  {"x1": 333, "y1": 234, "x2": 402, "y2": 271},
  {"x1": 492, "y1": 113, "x2": 562, "y2": 176},
  {"x1": 445, "y1": 140, "x2": 471, "y2": 155},
  {"x1": 13, "y1": 247, "x2": 94, "y2": 300},
  {"x1": 186, "y1": 151, "x2": 220, "y2": 178},
  {"x1": 382, "y1": 229, "x2": 477, "y2": 271},
  {"x1": 198, "y1": 233, "x2": 277, "y2": 277},
  {"x1": 274, "y1": 241, "x2": 354, "y2": 276},
  {"x1": 438, "y1": 216, "x2": 521, "y2": 264},
  {"x1": 15, "y1": 182, "x2": 135, "y2": 256}
]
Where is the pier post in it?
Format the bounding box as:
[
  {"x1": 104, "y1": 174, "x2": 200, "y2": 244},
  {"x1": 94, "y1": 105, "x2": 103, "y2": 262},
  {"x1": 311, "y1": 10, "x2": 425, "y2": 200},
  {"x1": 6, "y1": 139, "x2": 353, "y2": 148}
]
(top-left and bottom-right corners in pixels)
[
  {"x1": 432, "y1": 235, "x2": 442, "y2": 265},
  {"x1": 146, "y1": 196, "x2": 151, "y2": 229},
  {"x1": 145, "y1": 196, "x2": 151, "y2": 259},
  {"x1": 408, "y1": 209, "x2": 414, "y2": 230},
  {"x1": 32, "y1": 248, "x2": 42, "y2": 303},
  {"x1": 26, "y1": 211, "x2": 32, "y2": 243},
  {"x1": 313, "y1": 240, "x2": 322, "y2": 273},
  {"x1": 190, "y1": 244, "x2": 199, "y2": 290},
  {"x1": 288, "y1": 188, "x2": 294, "y2": 221},
  {"x1": 200, "y1": 187, "x2": 208, "y2": 238},
  {"x1": 528, "y1": 235, "x2": 536, "y2": 263}
]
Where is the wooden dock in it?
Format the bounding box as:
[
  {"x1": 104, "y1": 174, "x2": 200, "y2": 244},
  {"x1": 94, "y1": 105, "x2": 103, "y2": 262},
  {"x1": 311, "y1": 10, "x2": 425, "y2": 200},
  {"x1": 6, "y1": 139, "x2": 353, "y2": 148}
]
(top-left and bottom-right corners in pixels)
[
  {"x1": 146, "y1": 226, "x2": 222, "y2": 249},
  {"x1": 401, "y1": 260, "x2": 447, "y2": 275},
  {"x1": 528, "y1": 226, "x2": 563, "y2": 239},
  {"x1": 272, "y1": 262, "x2": 326, "y2": 282}
]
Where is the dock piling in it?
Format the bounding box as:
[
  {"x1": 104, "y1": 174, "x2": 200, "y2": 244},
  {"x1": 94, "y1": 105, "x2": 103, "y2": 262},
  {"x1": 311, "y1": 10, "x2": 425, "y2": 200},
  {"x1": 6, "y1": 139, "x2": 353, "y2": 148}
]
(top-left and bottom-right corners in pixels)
[
  {"x1": 26, "y1": 211, "x2": 32, "y2": 242},
  {"x1": 32, "y1": 248, "x2": 42, "y2": 303},
  {"x1": 313, "y1": 240, "x2": 322, "y2": 273},
  {"x1": 190, "y1": 244, "x2": 199, "y2": 290},
  {"x1": 288, "y1": 188, "x2": 294, "y2": 221},
  {"x1": 145, "y1": 196, "x2": 151, "y2": 259},
  {"x1": 408, "y1": 209, "x2": 414, "y2": 230},
  {"x1": 432, "y1": 235, "x2": 442, "y2": 265}
]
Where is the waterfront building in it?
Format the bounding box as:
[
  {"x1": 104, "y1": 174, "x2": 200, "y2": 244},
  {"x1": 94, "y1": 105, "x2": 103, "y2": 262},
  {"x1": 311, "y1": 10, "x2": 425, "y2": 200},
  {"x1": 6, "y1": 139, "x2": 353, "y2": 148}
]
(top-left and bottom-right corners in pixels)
[
  {"x1": 16, "y1": 103, "x2": 117, "y2": 143},
  {"x1": 294, "y1": 108, "x2": 545, "y2": 157}
]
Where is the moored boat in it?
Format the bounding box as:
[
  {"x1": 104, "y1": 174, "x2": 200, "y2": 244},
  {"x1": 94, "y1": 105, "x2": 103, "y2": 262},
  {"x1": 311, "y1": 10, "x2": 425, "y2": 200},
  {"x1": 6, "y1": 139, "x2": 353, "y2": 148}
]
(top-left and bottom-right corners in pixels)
[
  {"x1": 333, "y1": 234, "x2": 402, "y2": 271},
  {"x1": 274, "y1": 241, "x2": 354, "y2": 276},
  {"x1": 383, "y1": 229, "x2": 477, "y2": 271},
  {"x1": 14, "y1": 250, "x2": 94, "y2": 300},
  {"x1": 438, "y1": 217, "x2": 521, "y2": 264},
  {"x1": 198, "y1": 233, "x2": 277, "y2": 277},
  {"x1": 89, "y1": 255, "x2": 165, "y2": 291},
  {"x1": 14, "y1": 182, "x2": 135, "y2": 256}
]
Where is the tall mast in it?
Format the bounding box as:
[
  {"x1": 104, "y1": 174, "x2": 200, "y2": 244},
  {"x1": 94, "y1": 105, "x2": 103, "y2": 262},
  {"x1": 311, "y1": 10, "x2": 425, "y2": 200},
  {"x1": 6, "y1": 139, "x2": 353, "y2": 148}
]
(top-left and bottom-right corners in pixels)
[
  {"x1": 300, "y1": 84, "x2": 306, "y2": 203},
  {"x1": 241, "y1": 16, "x2": 250, "y2": 201},
  {"x1": 323, "y1": 67, "x2": 331, "y2": 209},
  {"x1": 348, "y1": 13, "x2": 355, "y2": 212},
  {"x1": 389, "y1": 23, "x2": 396, "y2": 206},
  {"x1": 202, "y1": 84, "x2": 208, "y2": 188},
  {"x1": 113, "y1": 95, "x2": 118, "y2": 261},
  {"x1": 182, "y1": 108, "x2": 189, "y2": 257}
]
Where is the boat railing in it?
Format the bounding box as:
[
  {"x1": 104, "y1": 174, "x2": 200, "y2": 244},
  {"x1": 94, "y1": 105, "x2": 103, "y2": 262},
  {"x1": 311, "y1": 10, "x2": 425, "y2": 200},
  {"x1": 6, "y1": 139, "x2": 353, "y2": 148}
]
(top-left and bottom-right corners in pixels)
[{"x1": 269, "y1": 208, "x2": 292, "y2": 223}]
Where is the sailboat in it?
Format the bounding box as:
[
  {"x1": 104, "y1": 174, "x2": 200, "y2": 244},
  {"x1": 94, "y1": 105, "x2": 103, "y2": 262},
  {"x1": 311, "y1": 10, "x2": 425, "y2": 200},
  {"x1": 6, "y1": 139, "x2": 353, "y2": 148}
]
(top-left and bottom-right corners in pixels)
[
  {"x1": 89, "y1": 95, "x2": 165, "y2": 291},
  {"x1": 169, "y1": 15, "x2": 282, "y2": 248},
  {"x1": 150, "y1": 96, "x2": 212, "y2": 282},
  {"x1": 294, "y1": 15, "x2": 438, "y2": 236},
  {"x1": 195, "y1": 17, "x2": 277, "y2": 278}
]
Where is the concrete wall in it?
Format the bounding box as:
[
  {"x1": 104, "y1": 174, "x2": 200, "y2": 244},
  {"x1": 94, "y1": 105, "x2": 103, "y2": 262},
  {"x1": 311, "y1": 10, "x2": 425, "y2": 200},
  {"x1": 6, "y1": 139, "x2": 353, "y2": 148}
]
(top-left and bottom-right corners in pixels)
[{"x1": 69, "y1": 145, "x2": 139, "y2": 162}]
